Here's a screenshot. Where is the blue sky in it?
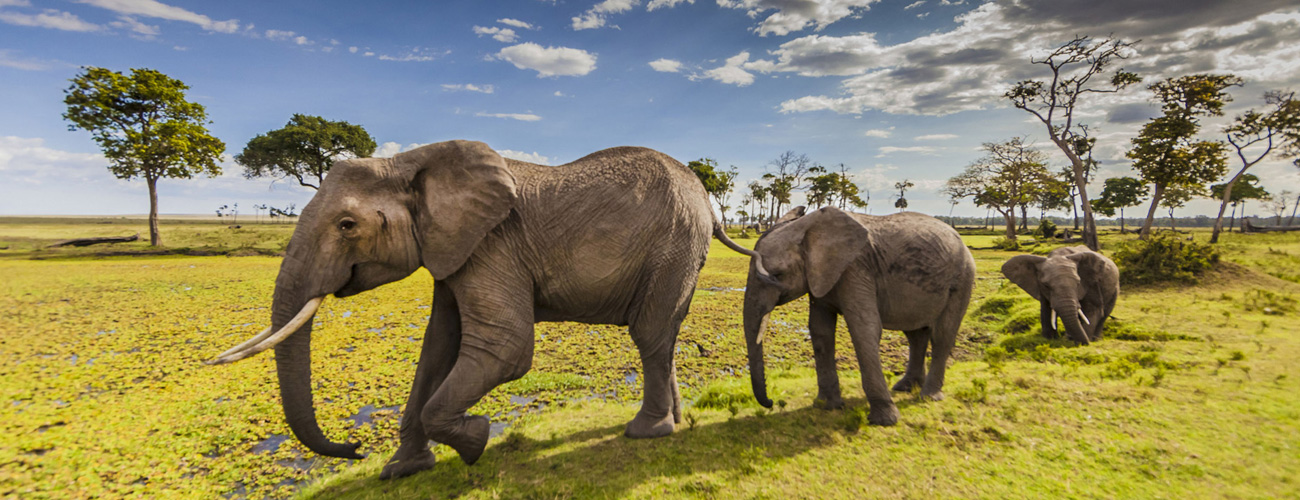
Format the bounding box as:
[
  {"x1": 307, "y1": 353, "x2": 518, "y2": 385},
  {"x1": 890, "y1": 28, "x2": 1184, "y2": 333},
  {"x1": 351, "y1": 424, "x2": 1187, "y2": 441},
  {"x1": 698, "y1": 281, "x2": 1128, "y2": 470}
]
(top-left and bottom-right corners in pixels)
[{"x1": 2, "y1": 0, "x2": 1299, "y2": 217}]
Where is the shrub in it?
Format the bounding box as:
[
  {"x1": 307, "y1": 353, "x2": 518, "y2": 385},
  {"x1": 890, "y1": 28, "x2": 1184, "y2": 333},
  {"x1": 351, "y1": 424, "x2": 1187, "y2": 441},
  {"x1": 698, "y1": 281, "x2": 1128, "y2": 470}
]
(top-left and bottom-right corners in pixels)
[
  {"x1": 1035, "y1": 219, "x2": 1057, "y2": 239},
  {"x1": 1113, "y1": 233, "x2": 1219, "y2": 285},
  {"x1": 991, "y1": 237, "x2": 1021, "y2": 251}
]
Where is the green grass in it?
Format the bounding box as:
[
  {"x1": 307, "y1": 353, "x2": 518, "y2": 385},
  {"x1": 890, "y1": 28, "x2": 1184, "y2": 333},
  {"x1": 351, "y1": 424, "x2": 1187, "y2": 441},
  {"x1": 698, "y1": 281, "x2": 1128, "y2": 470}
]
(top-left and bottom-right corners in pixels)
[{"x1": 1, "y1": 219, "x2": 1298, "y2": 499}]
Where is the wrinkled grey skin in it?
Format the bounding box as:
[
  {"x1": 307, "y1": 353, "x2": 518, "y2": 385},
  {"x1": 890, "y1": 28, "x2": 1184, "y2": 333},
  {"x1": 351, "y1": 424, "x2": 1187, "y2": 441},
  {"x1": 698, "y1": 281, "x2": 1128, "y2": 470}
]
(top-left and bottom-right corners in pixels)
[
  {"x1": 1001, "y1": 246, "x2": 1119, "y2": 345},
  {"x1": 743, "y1": 207, "x2": 976, "y2": 426},
  {"x1": 258, "y1": 140, "x2": 733, "y2": 479}
]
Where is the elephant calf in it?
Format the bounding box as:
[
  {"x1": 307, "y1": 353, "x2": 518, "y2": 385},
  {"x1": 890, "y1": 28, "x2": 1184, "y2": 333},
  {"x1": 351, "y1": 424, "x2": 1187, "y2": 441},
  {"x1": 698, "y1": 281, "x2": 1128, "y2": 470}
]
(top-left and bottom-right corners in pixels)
[
  {"x1": 1002, "y1": 246, "x2": 1119, "y2": 345},
  {"x1": 741, "y1": 207, "x2": 975, "y2": 426}
]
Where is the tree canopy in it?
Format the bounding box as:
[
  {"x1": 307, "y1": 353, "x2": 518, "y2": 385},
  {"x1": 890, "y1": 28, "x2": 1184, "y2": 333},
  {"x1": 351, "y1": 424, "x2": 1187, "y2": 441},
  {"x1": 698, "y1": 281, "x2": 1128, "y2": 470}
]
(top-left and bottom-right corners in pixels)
[
  {"x1": 688, "y1": 158, "x2": 738, "y2": 225},
  {"x1": 1128, "y1": 73, "x2": 1239, "y2": 238},
  {"x1": 236, "y1": 114, "x2": 376, "y2": 190},
  {"x1": 1210, "y1": 90, "x2": 1300, "y2": 242},
  {"x1": 62, "y1": 66, "x2": 225, "y2": 246},
  {"x1": 944, "y1": 137, "x2": 1052, "y2": 240},
  {"x1": 1005, "y1": 35, "x2": 1141, "y2": 250}
]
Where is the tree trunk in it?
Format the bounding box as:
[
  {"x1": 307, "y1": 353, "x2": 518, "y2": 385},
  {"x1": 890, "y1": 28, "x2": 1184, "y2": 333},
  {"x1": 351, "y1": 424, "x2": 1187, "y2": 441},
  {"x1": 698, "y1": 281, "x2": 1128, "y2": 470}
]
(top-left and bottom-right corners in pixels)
[
  {"x1": 147, "y1": 176, "x2": 161, "y2": 246},
  {"x1": 1228, "y1": 204, "x2": 1236, "y2": 233},
  {"x1": 1290, "y1": 194, "x2": 1299, "y2": 226},
  {"x1": 1210, "y1": 173, "x2": 1243, "y2": 244},
  {"x1": 1019, "y1": 204, "x2": 1029, "y2": 231},
  {"x1": 1139, "y1": 183, "x2": 1166, "y2": 240},
  {"x1": 1119, "y1": 207, "x2": 1126, "y2": 234},
  {"x1": 1072, "y1": 193, "x2": 1080, "y2": 230},
  {"x1": 1002, "y1": 210, "x2": 1017, "y2": 240}
]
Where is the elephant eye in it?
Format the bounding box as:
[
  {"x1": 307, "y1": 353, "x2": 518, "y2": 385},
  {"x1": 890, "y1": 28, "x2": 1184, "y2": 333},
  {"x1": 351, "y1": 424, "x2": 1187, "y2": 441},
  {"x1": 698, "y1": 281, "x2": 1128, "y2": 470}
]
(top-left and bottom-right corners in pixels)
[{"x1": 338, "y1": 218, "x2": 357, "y2": 231}]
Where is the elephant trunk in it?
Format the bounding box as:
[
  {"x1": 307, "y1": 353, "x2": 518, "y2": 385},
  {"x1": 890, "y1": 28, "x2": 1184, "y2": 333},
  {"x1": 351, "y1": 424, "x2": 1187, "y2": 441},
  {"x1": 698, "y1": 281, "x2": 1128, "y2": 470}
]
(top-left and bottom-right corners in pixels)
[
  {"x1": 743, "y1": 283, "x2": 776, "y2": 409},
  {"x1": 1053, "y1": 300, "x2": 1090, "y2": 345},
  {"x1": 270, "y1": 259, "x2": 364, "y2": 459},
  {"x1": 1039, "y1": 300, "x2": 1058, "y2": 339}
]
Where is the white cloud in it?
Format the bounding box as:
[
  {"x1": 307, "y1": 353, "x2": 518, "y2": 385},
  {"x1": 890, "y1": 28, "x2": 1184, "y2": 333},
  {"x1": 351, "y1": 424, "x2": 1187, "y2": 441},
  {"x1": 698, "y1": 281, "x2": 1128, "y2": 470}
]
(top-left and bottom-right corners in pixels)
[
  {"x1": 904, "y1": 1, "x2": 925, "y2": 10},
  {"x1": 475, "y1": 112, "x2": 543, "y2": 122},
  {"x1": 0, "y1": 8, "x2": 100, "y2": 32},
  {"x1": 76, "y1": 0, "x2": 239, "y2": 33},
  {"x1": 648, "y1": 58, "x2": 682, "y2": 72},
  {"x1": 554, "y1": 90, "x2": 567, "y2": 97},
  {"x1": 716, "y1": 0, "x2": 882, "y2": 36},
  {"x1": 378, "y1": 48, "x2": 445, "y2": 62},
  {"x1": 0, "y1": 136, "x2": 103, "y2": 184},
  {"x1": 264, "y1": 29, "x2": 294, "y2": 41},
  {"x1": 373, "y1": 142, "x2": 428, "y2": 158},
  {"x1": 497, "y1": 43, "x2": 597, "y2": 77},
  {"x1": 293, "y1": 35, "x2": 311, "y2": 46},
  {"x1": 363, "y1": 51, "x2": 374, "y2": 57},
  {"x1": 442, "y1": 83, "x2": 495, "y2": 94},
  {"x1": 646, "y1": 0, "x2": 693, "y2": 11},
  {"x1": 774, "y1": 2, "x2": 1300, "y2": 117},
  {"x1": 876, "y1": 146, "x2": 938, "y2": 157},
  {"x1": 703, "y1": 51, "x2": 756, "y2": 86},
  {"x1": 348, "y1": 46, "x2": 358, "y2": 53},
  {"x1": 915, "y1": 133, "x2": 957, "y2": 141},
  {"x1": 572, "y1": 0, "x2": 638, "y2": 30},
  {"x1": 473, "y1": 25, "x2": 518, "y2": 43},
  {"x1": 497, "y1": 149, "x2": 552, "y2": 165},
  {"x1": 109, "y1": 15, "x2": 158, "y2": 37},
  {"x1": 916, "y1": 12, "x2": 929, "y2": 19},
  {"x1": 863, "y1": 127, "x2": 893, "y2": 138},
  {"x1": 497, "y1": 18, "x2": 534, "y2": 29}
]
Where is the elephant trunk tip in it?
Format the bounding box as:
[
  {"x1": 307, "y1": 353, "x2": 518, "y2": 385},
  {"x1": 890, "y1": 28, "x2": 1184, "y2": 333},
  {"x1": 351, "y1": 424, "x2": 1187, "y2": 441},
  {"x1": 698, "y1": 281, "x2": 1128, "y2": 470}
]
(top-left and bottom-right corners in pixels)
[{"x1": 756, "y1": 395, "x2": 773, "y2": 409}]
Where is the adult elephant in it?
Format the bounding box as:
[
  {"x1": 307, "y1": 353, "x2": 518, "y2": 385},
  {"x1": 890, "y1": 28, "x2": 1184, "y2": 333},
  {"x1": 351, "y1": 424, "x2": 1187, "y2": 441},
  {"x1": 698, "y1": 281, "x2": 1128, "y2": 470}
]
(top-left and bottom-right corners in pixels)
[
  {"x1": 1001, "y1": 246, "x2": 1119, "y2": 345},
  {"x1": 206, "y1": 140, "x2": 761, "y2": 479},
  {"x1": 742, "y1": 207, "x2": 975, "y2": 426}
]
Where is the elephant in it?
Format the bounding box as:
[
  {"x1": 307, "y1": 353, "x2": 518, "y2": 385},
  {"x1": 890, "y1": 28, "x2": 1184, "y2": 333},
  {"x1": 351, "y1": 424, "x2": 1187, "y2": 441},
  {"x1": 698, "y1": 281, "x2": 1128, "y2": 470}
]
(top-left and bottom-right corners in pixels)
[
  {"x1": 742, "y1": 206, "x2": 975, "y2": 426},
  {"x1": 205, "y1": 140, "x2": 765, "y2": 479},
  {"x1": 1001, "y1": 246, "x2": 1119, "y2": 345}
]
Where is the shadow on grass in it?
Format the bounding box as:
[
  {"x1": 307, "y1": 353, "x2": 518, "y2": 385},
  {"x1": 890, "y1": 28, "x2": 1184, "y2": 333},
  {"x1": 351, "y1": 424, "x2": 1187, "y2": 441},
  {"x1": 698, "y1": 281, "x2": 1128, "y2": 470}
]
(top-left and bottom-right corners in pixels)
[{"x1": 303, "y1": 398, "x2": 901, "y2": 499}]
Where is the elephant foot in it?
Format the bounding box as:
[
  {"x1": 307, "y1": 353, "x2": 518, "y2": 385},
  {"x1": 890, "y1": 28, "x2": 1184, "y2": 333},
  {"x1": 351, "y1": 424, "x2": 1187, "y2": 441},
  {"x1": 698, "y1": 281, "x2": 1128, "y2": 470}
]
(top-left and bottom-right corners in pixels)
[
  {"x1": 920, "y1": 390, "x2": 944, "y2": 402},
  {"x1": 432, "y1": 415, "x2": 490, "y2": 466},
  {"x1": 814, "y1": 396, "x2": 845, "y2": 410},
  {"x1": 624, "y1": 411, "x2": 675, "y2": 439},
  {"x1": 379, "y1": 447, "x2": 436, "y2": 480},
  {"x1": 891, "y1": 376, "x2": 924, "y2": 393},
  {"x1": 867, "y1": 402, "x2": 900, "y2": 426}
]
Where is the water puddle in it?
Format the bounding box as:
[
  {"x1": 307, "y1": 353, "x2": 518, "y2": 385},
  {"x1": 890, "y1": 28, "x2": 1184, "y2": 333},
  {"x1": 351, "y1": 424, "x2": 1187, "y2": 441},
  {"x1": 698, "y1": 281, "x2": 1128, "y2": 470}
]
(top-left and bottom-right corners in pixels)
[
  {"x1": 251, "y1": 434, "x2": 289, "y2": 454},
  {"x1": 347, "y1": 404, "x2": 399, "y2": 428}
]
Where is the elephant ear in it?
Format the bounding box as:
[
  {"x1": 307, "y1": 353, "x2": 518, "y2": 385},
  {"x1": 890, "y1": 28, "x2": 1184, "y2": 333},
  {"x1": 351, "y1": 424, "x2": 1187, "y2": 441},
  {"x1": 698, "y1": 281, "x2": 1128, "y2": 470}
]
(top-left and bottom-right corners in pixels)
[
  {"x1": 1001, "y1": 255, "x2": 1047, "y2": 300},
  {"x1": 395, "y1": 140, "x2": 516, "y2": 280},
  {"x1": 802, "y1": 207, "x2": 869, "y2": 298},
  {"x1": 1067, "y1": 251, "x2": 1112, "y2": 294}
]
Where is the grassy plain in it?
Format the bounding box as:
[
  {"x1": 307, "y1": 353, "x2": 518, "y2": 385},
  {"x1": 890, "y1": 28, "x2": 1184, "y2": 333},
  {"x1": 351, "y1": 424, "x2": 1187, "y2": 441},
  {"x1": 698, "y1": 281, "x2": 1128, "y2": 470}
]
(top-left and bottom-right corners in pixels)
[{"x1": 1, "y1": 218, "x2": 1297, "y2": 499}]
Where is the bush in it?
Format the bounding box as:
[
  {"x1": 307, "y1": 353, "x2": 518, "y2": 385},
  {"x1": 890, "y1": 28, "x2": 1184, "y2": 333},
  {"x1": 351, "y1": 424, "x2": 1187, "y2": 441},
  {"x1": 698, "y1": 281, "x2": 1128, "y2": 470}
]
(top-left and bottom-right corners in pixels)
[
  {"x1": 991, "y1": 237, "x2": 1021, "y2": 251},
  {"x1": 1113, "y1": 233, "x2": 1219, "y2": 285},
  {"x1": 1035, "y1": 219, "x2": 1057, "y2": 239}
]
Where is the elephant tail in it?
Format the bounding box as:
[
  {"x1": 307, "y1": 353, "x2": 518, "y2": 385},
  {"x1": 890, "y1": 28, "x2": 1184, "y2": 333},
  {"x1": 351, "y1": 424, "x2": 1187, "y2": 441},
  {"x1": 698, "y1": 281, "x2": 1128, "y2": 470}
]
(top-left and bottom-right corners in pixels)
[{"x1": 714, "y1": 220, "x2": 778, "y2": 284}]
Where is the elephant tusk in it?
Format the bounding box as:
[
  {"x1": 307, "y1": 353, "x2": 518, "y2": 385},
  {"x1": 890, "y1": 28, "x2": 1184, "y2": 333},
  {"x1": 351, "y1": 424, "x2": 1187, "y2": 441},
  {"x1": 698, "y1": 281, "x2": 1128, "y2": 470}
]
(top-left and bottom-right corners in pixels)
[
  {"x1": 210, "y1": 326, "x2": 273, "y2": 360},
  {"x1": 1078, "y1": 310, "x2": 1090, "y2": 325},
  {"x1": 205, "y1": 297, "x2": 325, "y2": 365},
  {"x1": 1051, "y1": 309, "x2": 1057, "y2": 328}
]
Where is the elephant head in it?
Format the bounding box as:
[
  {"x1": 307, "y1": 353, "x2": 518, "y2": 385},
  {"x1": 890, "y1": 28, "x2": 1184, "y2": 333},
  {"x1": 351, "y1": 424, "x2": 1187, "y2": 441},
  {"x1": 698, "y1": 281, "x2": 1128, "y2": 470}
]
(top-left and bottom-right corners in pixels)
[
  {"x1": 206, "y1": 140, "x2": 516, "y2": 458},
  {"x1": 744, "y1": 206, "x2": 869, "y2": 408},
  {"x1": 1001, "y1": 250, "x2": 1110, "y2": 345}
]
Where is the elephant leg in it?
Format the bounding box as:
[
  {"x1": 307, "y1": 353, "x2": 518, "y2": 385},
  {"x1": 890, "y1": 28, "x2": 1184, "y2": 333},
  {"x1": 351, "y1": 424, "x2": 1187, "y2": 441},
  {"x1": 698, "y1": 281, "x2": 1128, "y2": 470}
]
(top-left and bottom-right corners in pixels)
[
  {"x1": 893, "y1": 328, "x2": 929, "y2": 393},
  {"x1": 1091, "y1": 296, "x2": 1117, "y2": 341},
  {"x1": 842, "y1": 307, "x2": 898, "y2": 426},
  {"x1": 1040, "y1": 300, "x2": 1058, "y2": 339},
  {"x1": 809, "y1": 299, "x2": 844, "y2": 410},
  {"x1": 922, "y1": 292, "x2": 968, "y2": 400},
  {"x1": 381, "y1": 284, "x2": 461, "y2": 480},
  {"x1": 625, "y1": 264, "x2": 697, "y2": 439},
  {"x1": 625, "y1": 312, "x2": 685, "y2": 439},
  {"x1": 420, "y1": 288, "x2": 534, "y2": 466}
]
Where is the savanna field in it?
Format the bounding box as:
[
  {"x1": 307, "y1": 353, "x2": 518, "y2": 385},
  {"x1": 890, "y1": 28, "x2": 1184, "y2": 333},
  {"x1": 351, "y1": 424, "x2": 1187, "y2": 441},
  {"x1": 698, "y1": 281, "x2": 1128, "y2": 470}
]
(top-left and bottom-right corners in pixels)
[{"x1": 2, "y1": 218, "x2": 1299, "y2": 499}]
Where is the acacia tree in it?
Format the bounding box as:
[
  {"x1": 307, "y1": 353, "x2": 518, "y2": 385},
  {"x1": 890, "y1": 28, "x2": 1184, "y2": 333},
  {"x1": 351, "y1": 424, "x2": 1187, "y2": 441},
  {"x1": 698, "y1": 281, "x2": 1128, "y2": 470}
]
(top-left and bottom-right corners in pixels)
[
  {"x1": 893, "y1": 179, "x2": 914, "y2": 212},
  {"x1": 1210, "y1": 91, "x2": 1300, "y2": 242},
  {"x1": 1129, "y1": 74, "x2": 1240, "y2": 239},
  {"x1": 1090, "y1": 176, "x2": 1147, "y2": 233},
  {"x1": 1210, "y1": 173, "x2": 1268, "y2": 233},
  {"x1": 1006, "y1": 35, "x2": 1141, "y2": 250},
  {"x1": 834, "y1": 164, "x2": 868, "y2": 211},
  {"x1": 944, "y1": 137, "x2": 1051, "y2": 240},
  {"x1": 689, "y1": 158, "x2": 739, "y2": 226},
  {"x1": 762, "y1": 151, "x2": 818, "y2": 219},
  {"x1": 63, "y1": 67, "x2": 226, "y2": 246},
  {"x1": 237, "y1": 114, "x2": 376, "y2": 190},
  {"x1": 747, "y1": 180, "x2": 768, "y2": 227},
  {"x1": 1267, "y1": 190, "x2": 1294, "y2": 225}
]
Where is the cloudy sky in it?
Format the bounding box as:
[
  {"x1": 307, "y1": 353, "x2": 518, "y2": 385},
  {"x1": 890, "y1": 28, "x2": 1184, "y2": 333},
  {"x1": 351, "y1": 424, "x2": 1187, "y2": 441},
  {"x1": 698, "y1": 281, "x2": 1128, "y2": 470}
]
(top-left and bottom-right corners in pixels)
[{"x1": 2, "y1": 0, "x2": 1298, "y2": 217}]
